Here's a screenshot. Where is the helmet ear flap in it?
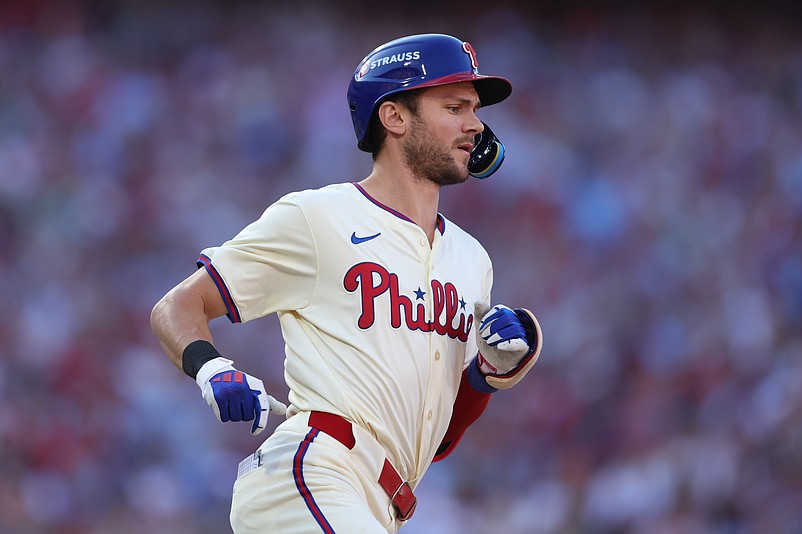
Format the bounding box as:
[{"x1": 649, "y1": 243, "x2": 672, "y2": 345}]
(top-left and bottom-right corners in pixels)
[{"x1": 469, "y1": 122, "x2": 505, "y2": 179}]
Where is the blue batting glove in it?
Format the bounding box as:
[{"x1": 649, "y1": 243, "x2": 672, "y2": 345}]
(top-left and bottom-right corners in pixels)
[
  {"x1": 472, "y1": 301, "x2": 543, "y2": 391},
  {"x1": 196, "y1": 358, "x2": 287, "y2": 435},
  {"x1": 474, "y1": 301, "x2": 530, "y2": 374},
  {"x1": 478, "y1": 304, "x2": 529, "y2": 350}
]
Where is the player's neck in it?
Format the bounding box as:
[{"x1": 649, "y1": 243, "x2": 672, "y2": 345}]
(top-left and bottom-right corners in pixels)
[{"x1": 359, "y1": 165, "x2": 441, "y2": 244}]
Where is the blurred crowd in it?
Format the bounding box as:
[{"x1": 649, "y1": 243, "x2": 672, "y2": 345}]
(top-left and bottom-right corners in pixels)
[{"x1": 1, "y1": 1, "x2": 801, "y2": 533}]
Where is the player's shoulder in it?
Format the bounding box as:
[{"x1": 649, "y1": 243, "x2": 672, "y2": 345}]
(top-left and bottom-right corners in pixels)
[{"x1": 280, "y1": 182, "x2": 358, "y2": 208}]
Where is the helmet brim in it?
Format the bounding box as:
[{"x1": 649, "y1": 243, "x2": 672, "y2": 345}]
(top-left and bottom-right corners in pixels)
[{"x1": 411, "y1": 72, "x2": 512, "y2": 107}]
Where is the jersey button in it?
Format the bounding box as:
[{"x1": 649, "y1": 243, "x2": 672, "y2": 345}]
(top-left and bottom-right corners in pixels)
[
  {"x1": 434, "y1": 351, "x2": 441, "y2": 361},
  {"x1": 427, "y1": 410, "x2": 433, "y2": 421}
]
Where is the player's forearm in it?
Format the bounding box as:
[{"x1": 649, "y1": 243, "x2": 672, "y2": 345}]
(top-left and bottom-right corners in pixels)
[
  {"x1": 432, "y1": 365, "x2": 492, "y2": 462},
  {"x1": 151, "y1": 282, "x2": 287, "y2": 437},
  {"x1": 150, "y1": 288, "x2": 216, "y2": 371}
]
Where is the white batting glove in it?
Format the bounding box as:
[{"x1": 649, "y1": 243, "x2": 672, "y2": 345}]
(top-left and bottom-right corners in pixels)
[
  {"x1": 195, "y1": 357, "x2": 287, "y2": 435},
  {"x1": 474, "y1": 301, "x2": 543, "y2": 390}
]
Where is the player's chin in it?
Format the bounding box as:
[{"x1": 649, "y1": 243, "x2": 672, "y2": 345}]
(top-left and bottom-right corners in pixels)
[
  {"x1": 446, "y1": 168, "x2": 471, "y2": 186},
  {"x1": 458, "y1": 151, "x2": 473, "y2": 176},
  {"x1": 424, "y1": 154, "x2": 470, "y2": 186},
  {"x1": 426, "y1": 166, "x2": 468, "y2": 187},
  {"x1": 448, "y1": 159, "x2": 471, "y2": 183},
  {"x1": 458, "y1": 160, "x2": 472, "y2": 181}
]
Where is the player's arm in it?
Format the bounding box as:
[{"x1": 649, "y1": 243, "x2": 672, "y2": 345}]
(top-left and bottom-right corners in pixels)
[
  {"x1": 432, "y1": 367, "x2": 491, "y2": 462},
  {"x1": 151, "y1": 268, "x2": 226, "y2": 369},
  {"x1": 433, "y1": 300, "x2": 543, "y2": 461},
  {"x1": 151, "y1": 269, "x2": 286, "y2": 435}
]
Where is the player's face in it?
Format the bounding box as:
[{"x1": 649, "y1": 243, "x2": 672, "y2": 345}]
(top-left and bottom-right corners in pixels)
[{"x1": 402, "y1": 82, "x2": 483, "y2": 187}]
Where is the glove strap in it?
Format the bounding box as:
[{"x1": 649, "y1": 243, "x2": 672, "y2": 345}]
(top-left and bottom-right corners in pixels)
[
  {"x1": 195, "y1": 357, "x2": 236, "y2": 389},
  {"x1": 476, "y1": 352, "x2": 501, "y2": 375}
]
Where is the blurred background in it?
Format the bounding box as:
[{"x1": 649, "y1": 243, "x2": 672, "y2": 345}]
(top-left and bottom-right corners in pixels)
[{"x1": 1, "y1": 0, "x2": 801, "y2": 532}]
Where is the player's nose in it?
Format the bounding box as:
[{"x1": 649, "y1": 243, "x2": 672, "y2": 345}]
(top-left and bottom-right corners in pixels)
[{"x1": 465, "y1": 111, "x2": 483, "y2": 134}]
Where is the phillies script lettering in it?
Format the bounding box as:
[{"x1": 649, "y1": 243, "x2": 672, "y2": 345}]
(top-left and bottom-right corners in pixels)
[{"x1": 343, "y1": 262, "x2": 472, "y2": 341}]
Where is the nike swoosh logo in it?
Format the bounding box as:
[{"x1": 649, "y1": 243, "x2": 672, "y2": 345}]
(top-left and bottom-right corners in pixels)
[{"x1": 351, "y1": 231, "x2": 381, "y2": 244}]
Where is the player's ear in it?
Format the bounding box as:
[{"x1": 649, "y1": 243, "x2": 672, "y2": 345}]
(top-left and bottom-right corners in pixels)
[{"x1": 377, "y1": 100, "x2": 406, "y2": 137}]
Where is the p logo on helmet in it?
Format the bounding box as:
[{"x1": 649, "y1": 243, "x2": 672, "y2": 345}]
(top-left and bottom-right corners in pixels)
[{"x1": 462, "y1": 41, "x2": 479, "y2": 71}]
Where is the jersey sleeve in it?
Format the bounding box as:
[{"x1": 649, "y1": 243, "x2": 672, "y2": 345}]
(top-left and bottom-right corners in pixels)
[{"x1": 197, "y1": 194, "x2": 317, "y2": 323}]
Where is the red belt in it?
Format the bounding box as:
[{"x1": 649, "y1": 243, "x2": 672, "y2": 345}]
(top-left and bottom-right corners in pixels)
[{"x1": 308, "y1": 411, "x2": 417, "y2": 521}]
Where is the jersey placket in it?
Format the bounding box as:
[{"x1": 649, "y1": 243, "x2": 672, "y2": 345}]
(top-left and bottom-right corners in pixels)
[{"x1": 415, "y1": 232, "x2": 447, "y2": 479}]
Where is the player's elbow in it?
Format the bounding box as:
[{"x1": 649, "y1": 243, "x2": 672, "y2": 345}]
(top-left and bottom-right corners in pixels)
[
  {"x1": 150, "y1": 286, "x2": 188, "y2": 339},
  {"x1": 149, "y1": 293, "x2": 170, "y2": 339}
]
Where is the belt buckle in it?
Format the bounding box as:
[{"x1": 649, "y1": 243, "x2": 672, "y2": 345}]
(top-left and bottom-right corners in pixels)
[{"x1": 391, "y1": 480, "x2": 417, "y2": 521}]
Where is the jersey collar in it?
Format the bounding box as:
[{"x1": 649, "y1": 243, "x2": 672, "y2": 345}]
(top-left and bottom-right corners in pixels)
[{"x1": 352, "y1": 182, "x2": 446, "y2": 235}]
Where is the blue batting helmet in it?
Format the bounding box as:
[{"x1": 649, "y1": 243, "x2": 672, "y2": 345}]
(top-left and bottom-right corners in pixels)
[{"x1": 347, "y1": 33, "x2": 512, "y2": 152}]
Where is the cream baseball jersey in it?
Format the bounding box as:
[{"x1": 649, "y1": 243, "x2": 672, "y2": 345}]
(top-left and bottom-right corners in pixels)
[{"x1": 198, "y1": 182, "x2": 492, "y2": 487}]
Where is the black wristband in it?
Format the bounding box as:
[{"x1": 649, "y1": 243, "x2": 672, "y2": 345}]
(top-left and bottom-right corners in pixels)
[{"x1": 182, "y1": 340, "x2": 222, "y2": 379}]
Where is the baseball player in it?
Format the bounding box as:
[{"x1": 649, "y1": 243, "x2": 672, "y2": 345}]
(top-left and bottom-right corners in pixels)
[{"x1": 151, "y1": 33, "x2": 542, "y2": 533}]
